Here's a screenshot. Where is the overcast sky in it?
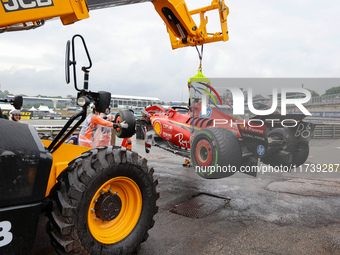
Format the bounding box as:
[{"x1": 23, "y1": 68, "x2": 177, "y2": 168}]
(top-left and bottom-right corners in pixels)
[{"x1": 0, "y1": 0, "x2": 339, "y2": 102}]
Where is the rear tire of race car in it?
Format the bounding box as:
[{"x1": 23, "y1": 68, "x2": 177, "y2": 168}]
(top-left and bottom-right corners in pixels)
[
  {"x1": 47, "y1": 146, "x2": 159, "y2": 255},
  {"x1": 292, "y1": 145, "x2": 309, "y2": 167},
  {"x1": 191, "y1": 128, "x2": 242, "y2": 179},
  {"x1": 261, "y1": 128, "x2": 309, "y2": 167},
  {"x1": 114, "y1": 110, "x2": 136, "y2": 138}
]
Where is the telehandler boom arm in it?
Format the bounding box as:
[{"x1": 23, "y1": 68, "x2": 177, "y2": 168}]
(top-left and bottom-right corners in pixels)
[
  {"x1": 152, "y1": 0, "x2": 229, "y2": 49},
  {"x1": 0, "y1": 0, "x2": 229, "y2": 49},
  {"x1": 0, "y1": 0, "x2": 89, "y2": 32}
]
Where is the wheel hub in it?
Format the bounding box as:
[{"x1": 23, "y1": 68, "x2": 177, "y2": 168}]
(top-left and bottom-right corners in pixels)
[
  {"x1": 196, "y1": 139, "x2": 213, "y2": 166},
  {"x1": 200, "y1": 146, "x2": 208, "y2": 161},
  {"x1": 88, "y1": 177, "x2": 143, "y2": 244},
  {"x1": 94, "y1": 192, "x2": 122, "y2": 221}
]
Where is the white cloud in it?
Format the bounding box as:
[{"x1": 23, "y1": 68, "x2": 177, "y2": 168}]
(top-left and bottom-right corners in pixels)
[{"x1": 0, "y1": 0, "x2": 339, "y2": 100}]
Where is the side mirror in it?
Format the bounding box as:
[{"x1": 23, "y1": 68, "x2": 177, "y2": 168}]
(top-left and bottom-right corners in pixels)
[
  {"x1": 12, "y1": 96, "x2": 23, "y2": 110},
  {"x1": 65, "y1": 40, "x2": 71, "y2": 84},
  {"x1": 66, "y1": 34, "x2": 92, "y2": 91}
]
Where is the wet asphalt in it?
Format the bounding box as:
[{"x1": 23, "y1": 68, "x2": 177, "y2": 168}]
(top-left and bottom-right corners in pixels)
[{"x1": 28, "y1": 132, "x2": 340, "y2": 255}]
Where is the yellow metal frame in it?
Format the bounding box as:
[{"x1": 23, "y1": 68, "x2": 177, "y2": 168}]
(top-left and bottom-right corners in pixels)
[
  {"x1": 42, "y1": 140, "x2": 91, "y2": 197},
  {"x1": 152, "y1": 0, "x2": 229, "y2": 49},
  {"x1": 0, "y1": 0, "x2": 89, "y2": 29}
]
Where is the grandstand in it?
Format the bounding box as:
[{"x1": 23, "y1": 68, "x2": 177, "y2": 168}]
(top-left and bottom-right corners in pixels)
[
  {"x1": 111, "y1": 94, "x2": 163, "y2": 108},
  {"x1": 6, "y1": 95, "x2": 72, "y2": 108},
  {"x1": 6, "y1": 94, "x2": 163, "y2": 110}
]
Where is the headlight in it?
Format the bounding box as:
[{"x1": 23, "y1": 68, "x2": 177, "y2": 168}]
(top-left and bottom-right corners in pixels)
[{"x1": 77, "y1": 96, "x2": 89, "y2": 107}]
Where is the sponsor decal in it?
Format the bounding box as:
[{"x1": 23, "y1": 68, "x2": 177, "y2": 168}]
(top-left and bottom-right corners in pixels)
[
  {"x1": 153, "y1": 120, "x2": 162, "y2": 135},
  {"x1": 241, "y1": 132, "x2": 266, "y2": 141},
  {"x1": 163, "y1": 123, "x2": 173, "y2": 131},
  {"x1": 257, "y1": 145, "x2": 265, "y2": 155},
  {"x1": 1, "y1": 0, "x2": 54, "y2": 12},
  {"x1": 294, "y1": 122, "x2": 313, "y2": 139},
  {"x1": 199, "y1": 106, "x2": 212, "y2": 118},
  {"x1": 162, "y1": 131, "x2": 172, "y2": 140},
  {"x1": 174, "y1": 133, "x2": 190, "y2": 147},
  {"x1": 308, "y1": 111, "x2": 340, "y2": 118},
  {"x1": 243, "y1": 124, "x2": 265, "y2": 134}
]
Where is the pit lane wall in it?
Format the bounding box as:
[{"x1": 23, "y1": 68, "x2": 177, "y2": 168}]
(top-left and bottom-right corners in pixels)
[
  {"x1": 308, "y1": 111, "x2": 340, "y2": 119},
  {"x1": 1, "y1": 110, "x2": 339, "y2": 138},
  {"x1": 30, "y1": 123, "x2": 340, "y2": 139}
]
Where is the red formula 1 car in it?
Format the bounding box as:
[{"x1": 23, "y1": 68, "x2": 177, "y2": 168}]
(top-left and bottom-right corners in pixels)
[{"x1": 139, "y1": 102, "x2": 315, "y2": 179}]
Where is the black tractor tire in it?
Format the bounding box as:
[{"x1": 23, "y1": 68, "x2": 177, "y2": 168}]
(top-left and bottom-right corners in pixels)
[
  {"x1": 261, "y1": 128, "x2": 309, "y2": 167},
  {"x1": 114, "y1": 110, "x2": 136, "y2": 138},
  {"x1": 47, "y1": 146, "x2": 159, "y2": 255},
  {"x1": 190, "y1": 128, "x2": 242, "y2": 179}
]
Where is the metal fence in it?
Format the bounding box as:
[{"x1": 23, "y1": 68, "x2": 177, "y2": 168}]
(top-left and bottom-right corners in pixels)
[
  {"x1": 34, "y1": 125, "x2": 81, "y2": 138},
  {"x1": 306, "y1": 93, "x2": 340, "y2": 106},
  {"x1": 313, "y1": 124, "x2": 340, "y2": 139}
]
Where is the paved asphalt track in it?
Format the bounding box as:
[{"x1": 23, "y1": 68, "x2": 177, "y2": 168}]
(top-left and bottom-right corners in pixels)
[{"x1": 26, "y1": 126, "x2": 340, "y2": 255}]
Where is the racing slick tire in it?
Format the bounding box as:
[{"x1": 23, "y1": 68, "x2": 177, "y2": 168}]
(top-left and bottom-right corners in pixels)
[
  {"x1": 47, "y1": 146, "x2": 159, "y2": 255},
  {"x1": 114, "y1": 110, "x2": 136, "y2": 138},
  {"x1": 191, "y1": 128, "x2": 242, "y2": 179},
  {"x1": 261, "y1": 128, "x2": 309, "y2": 168}
]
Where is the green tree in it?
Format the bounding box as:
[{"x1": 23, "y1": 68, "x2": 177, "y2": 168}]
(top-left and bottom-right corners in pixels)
[
  {"x1": 22, "y1": 104, "x2": 32, "y2": 109},
  {"x1": 325, "y1": 86, "x2": 340, "y2": 95},
  {"x1": 36, "y1": 94, "x2": 47, "y2": 98}
]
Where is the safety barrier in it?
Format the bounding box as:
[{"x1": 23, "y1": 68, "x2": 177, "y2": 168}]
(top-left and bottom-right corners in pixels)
[
  {"x1": 33, "y1": 124, "x2": 340, "y2": 140},
  {"x1": 34, "y1": 125, "x2": 81, "y2": 138},
  {"x1": 313, "y1": 124, "x2": 340, "y2": 139}
]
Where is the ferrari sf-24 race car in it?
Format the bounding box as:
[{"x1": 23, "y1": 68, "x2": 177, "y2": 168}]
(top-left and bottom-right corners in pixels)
[{"x1": 139, "y1": 101, "x2": 315, "y2": 179}]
